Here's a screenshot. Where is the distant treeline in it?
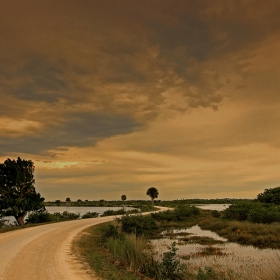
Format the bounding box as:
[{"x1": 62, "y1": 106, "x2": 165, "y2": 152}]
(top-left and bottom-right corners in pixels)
[{"x1": 44, "y1": 198, "x2": 251, "y2": 207}]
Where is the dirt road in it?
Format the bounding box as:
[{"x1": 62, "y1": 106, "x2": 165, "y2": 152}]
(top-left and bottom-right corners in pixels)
[
  {"x1": 0, "y1": 207, "x2": 167, "y2": 280},
  {"x1": 0, "y1": 216, "x2": 115, "y2": 280}
]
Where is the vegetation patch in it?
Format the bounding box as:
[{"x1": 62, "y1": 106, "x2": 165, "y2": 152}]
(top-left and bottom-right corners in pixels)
[
  {"x1": 198, "y1": 213, "x2": 280, "y2": 249},
  {"x1": 191, "y1": 245, "x2": 228, "y2": 257},
  {"x1": 179, "y1": 235, "x2": 226, "y2": 245},
  {"x1": 73, "y1": 222, "x2": 144, "y2": 280}
]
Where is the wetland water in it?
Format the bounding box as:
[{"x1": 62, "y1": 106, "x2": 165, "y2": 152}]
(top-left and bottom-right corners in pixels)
[
  {"x1": 196, "y1": 204, "x2": 230, "y2": 211},
  {"x1": 151, "y1": 204, "x2": 279, "y2": 275},
  {"x1": 4, "y1": 206, "x2": 135, "y2": 224},
  {"x1": 151, "y1": 225, "x2": 280, "y2": 275}
]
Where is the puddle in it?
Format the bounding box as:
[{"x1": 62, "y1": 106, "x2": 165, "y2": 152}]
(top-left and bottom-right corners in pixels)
[{"x1": 151, "y1": 225, "x2": 280, "y2": 274}]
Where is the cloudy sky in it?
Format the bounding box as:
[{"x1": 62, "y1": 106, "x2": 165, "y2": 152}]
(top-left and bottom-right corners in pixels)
[{"x1": 1, "y1": 0, "x2": 280, "y2": 201}]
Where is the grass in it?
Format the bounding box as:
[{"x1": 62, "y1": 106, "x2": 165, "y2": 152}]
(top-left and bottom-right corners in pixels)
[
  {"x1": 197, "y1": 210, "x2": 280, "y2": 249},
  {"x1": 72, "y1": 221, "x2": 274, "y2": 280},
  {"x1": 72, "y1": 221, "x2": 148, "y2": 280},
  {"x1": 73, "y1": 210, "x2": 280, "y2": 280}
]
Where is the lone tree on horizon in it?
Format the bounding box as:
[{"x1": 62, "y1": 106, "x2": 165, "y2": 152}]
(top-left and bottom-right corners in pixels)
[
  {"x1": 0, "y1": 157, "x2": 45, "y2": 226},
  {"x1": 66, "y1": 197, "x2": 71, "y2": 206},
  {"x1": 146, "y1": 187, "x2": 159, "y2": 207},
  {"x1": 121, "y1": 194, "x2": 126, "y2": 209}
]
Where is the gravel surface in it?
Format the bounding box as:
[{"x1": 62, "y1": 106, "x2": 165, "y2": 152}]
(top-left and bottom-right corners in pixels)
[
  {"x1": 0, "y1": 207, "x2": 168, "y2": 280},
  {"x1": 0, "y1": 216, "x2": 114, "y2": 280}
]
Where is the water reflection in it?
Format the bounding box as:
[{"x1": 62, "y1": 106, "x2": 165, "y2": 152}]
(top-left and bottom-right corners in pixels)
[
  {"x1": 151, "y1": 225, "x2": 280, "y2": 273},
  {"x1": 196, "y1": 204, "x2": 230, "y2": 211},
  {"x1": 3, "y1": 206, "x2": 135, "y2": 224}
]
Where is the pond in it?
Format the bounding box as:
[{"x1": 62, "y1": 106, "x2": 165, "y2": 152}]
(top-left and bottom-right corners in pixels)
[{"x1": 150, "y1": 225, "x2": 280, "y2": 277}]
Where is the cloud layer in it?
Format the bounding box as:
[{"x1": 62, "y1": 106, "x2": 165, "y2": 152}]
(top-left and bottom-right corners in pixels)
[{"x1": 1, "y1": 0, "x2": 280, "y2": 200}]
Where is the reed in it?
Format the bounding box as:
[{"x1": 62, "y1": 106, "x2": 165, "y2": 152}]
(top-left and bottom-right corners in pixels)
[
  {"x1": 106, "y1": 234, "x2": 152, "y2": 272},
  {"x1": 199, "y1": 216, "x2": 280, "y2": 249}
]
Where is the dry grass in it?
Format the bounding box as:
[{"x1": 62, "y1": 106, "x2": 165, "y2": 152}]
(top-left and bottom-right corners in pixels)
[{"x1": 198, "y1": 210, "x2": 280, "y2": 249}]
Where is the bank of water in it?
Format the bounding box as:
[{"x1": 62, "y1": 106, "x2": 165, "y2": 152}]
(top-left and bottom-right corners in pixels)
[
  {"x1": 4, "y1": 206, "x2": 135, "y2": 224},
  {"x1": 151, "y1": 225, "x2": 280, "y2": 275}
]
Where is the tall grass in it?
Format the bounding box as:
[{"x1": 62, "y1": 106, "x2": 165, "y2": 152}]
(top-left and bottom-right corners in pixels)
[
  {"x1": 199, "y1": 216, "x2": 280, "y2": 248},
  {"x1": 106, "y1": 234, "x2": 152, "y2": 273},
  {"x1": 258, "y1": 253, "x2": 280, "y2": 280},
  {"x1": 73, "y1": 210, "x2": 280, "y2": 280}
]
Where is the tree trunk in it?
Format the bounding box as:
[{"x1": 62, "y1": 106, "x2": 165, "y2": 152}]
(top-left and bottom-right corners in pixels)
[{"x1": 15, "y1": 214, "x2": 26, "y2": 226}]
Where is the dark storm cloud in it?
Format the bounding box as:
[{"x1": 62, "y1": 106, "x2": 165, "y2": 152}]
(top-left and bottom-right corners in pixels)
[
  {"x1": 1, "y1": 0, "x2": 280, "y2": 157},
  {"x1": 149, "y1": 14, "x2": 213, "y2": 63},
  {"x1": 1, "y1": 57, "x2": 68, "y2": 103},
  {"x1": 0, "y1": 112, "x2": 140, "y2": 155}
]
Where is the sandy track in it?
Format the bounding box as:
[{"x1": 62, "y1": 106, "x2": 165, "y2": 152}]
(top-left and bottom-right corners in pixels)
[
  {"x1": 0, "y1": 207, "x2": 168, "y2": 280},
  {"x1": 0, "y1": 216, "x2": 114, "y2": 280}
]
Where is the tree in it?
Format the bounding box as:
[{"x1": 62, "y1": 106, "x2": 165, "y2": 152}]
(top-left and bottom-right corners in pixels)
[
  {"x1": 256, "y1": 187, "x2": 280, "y2": 204},
  {"x1": 66, "y1": 197, "x2": 71, "y2": 206},
  {"x1": 0, "y1": 157, "x2": 45, "y2": 226},
  {"x1": 55, "y1": 200, "x2": 61, "y2": 206},
  {"x1": 146, "y1": 187, "x2": 159, "y2": 206},
  {"x1": 121, "y1": 194, "x2": 126, "y2": 209}
]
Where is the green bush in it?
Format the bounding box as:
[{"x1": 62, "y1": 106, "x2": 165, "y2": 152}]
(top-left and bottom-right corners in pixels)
[
  {"x1": 101, "y1": 208, "x2": 139, "y2": 217},
  {"x1": 222, "y1": 202, "x2": 256, "y2": 221},
  {"x1": 101, "y1": 209, "x2": 126, "y2": 216},
  {"x1": 119, "y1": 214, "x2": 158, "y2": 236},
  {"x1": 212, "y1": 210, "x2": 221, "y2": 218},
  {"x1": 257, "y1": 186, "x2": 280, "y2": 204},
  {"x1": 160, "y1": 242, "x2": 183, "y2": 280},
  {"x1": 26, "y1": 211, "x2": 52, "y2": 223},
  {"x1": 53, "y1": 211, "x2": 80, "y2": 220},
  {"x1": 101, "y1": 224, "x2": 121, "y2": 242},
  {"x1": 223, "y1": 202, "x2": 280, "y2": 224},
  {"x1": 137, "y1": 205, "x2": 154, "y2": 212},
  {"x1": 248, "y1": 205, "x2": 280, "y2": 223},
  {"x1": 81, "y1": 211, "x2": 99, "y2": 219},
  {"x1": 151, "y1": 205, "x2": 200, "y2": 222}
]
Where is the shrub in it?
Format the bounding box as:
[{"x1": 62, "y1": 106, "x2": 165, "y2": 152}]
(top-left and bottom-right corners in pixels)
[
  {"x1": 138, "y1": 205, "x2": 154, "y2": 212},
  {"x1": 101, "y1": 208, "x2": 139, "y2": 217},
  {"x1": 26, "y1": 211, "x2": 52, "y2": 223},
  {"x1": 212, "y1": 210, "x2": 221, "y2": 218},
  {"x1": 152, "y1": 205, "x2": 200, "y2": 222},
  {"x1": 248, "y1": 205, "x2": 280, "y2": 223},
  {"x1": 81, "y1": 212, "x2": 99, "y2": 219},
  {"x1": 222, "y1": 202, "x2": 256, "y2": 221},
  {"x1": 53, "y1": 211, "x2": 80, "y2": 220},
  {"x1": 101, "y1": 209, "x2": 126, "y2": 216},
  {"x1": 101, "y1": 224, "x2": 121, "y2": 242},
  {"x1": 256, "y1": 186, "x2": 280, "y2": 204},
  {"x1": 159, "y1": 242, "x2": 183, "y2": 280},
  {"x1": 223, "y1": 202, "x2": 280, "y2": 224},
  {"x1": 119, "y1": 214, "x2": 158, "y2": 236}
]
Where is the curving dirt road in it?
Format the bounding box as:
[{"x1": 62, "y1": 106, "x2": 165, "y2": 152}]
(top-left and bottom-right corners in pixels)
[
  {"x1": 0, "y1": 207, "x2": 168, "y2": 280},
  {"x1": 0, "y1": 216, "x2": 115, "y2": 280}
]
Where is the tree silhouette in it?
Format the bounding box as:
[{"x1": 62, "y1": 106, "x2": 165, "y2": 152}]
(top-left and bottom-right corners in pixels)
[
  {"x1": 121, "y1": 194, "x2": 127, "y2": 209},
  {"x1": 146, "y1": 187, "x2": 159, "y2": 207},
  {"x1": 257, "y1": 187, "x2": 280, "y2": 204},
  {"x1": 66, "y1": 197, "x2": 71, "y2": 206},
  {"x1": 0, "y1": 157, "x2": 45, "y2": 226}
]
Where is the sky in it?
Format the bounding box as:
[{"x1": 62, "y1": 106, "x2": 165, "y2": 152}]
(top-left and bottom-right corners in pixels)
[{"x1": 1, "y1": 0, "x2": 280, "y2": 201}]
